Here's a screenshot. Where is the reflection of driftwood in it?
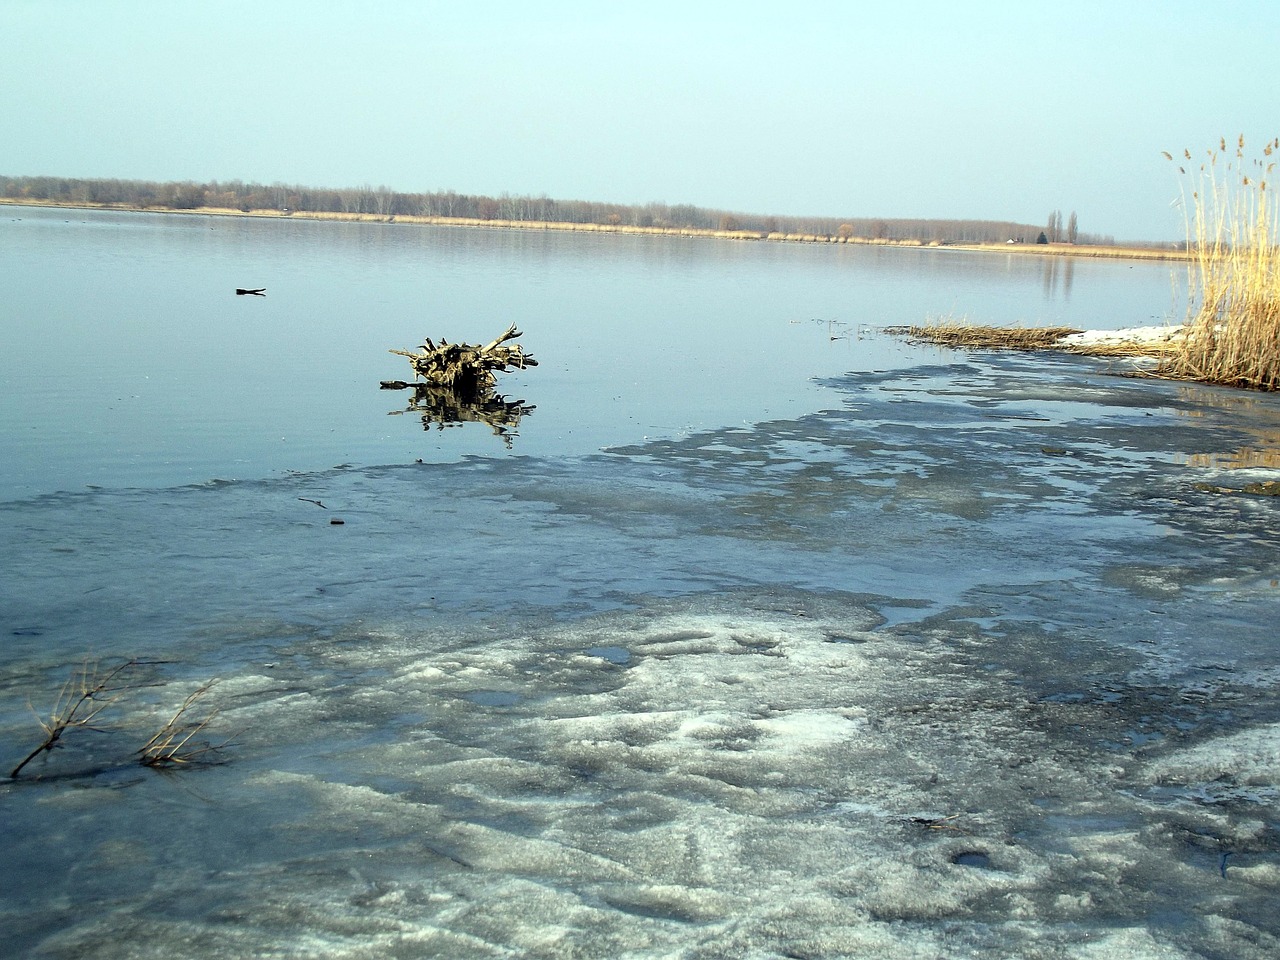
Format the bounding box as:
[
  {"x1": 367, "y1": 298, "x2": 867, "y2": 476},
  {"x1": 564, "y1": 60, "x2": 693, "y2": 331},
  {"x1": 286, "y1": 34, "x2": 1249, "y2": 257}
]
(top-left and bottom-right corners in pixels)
[
  {"x1": 389, "y1": 324, "x2": 536, "y2": 396},
  {"x1": 383, "y1": 381, "x2": 534, "y2": 447}
]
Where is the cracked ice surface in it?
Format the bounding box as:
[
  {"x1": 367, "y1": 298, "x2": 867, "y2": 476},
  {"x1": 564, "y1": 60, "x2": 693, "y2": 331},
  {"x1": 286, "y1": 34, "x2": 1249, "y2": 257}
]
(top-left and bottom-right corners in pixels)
[{"x1": 7, "y1": 591, "x2": 1277, "y2": 959}]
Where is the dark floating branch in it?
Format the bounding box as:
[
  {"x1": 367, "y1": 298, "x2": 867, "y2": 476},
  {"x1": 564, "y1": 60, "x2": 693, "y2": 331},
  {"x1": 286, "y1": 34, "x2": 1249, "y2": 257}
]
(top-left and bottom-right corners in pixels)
[{"x1": 235, "y1": 288, "x2": 266, "y2": 296}]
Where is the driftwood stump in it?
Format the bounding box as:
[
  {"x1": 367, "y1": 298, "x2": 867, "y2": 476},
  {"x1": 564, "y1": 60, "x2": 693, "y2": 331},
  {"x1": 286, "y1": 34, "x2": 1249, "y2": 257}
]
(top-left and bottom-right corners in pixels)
[
  {"x1": 382, "y1": 324, "x2": 537, "y2": 444},
  {"x1": 386, "y1": 324, "x2": 536, "y2": 396}
]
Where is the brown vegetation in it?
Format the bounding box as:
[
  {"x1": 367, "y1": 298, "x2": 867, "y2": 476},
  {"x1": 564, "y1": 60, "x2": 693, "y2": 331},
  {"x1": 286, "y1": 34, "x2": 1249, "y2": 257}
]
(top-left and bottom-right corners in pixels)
[
  {"x1": 950, "y1": 241, "x2": 1190, "y2": 262},
  {"x1": 9, "y1": 659, "x2": 229, "y2": 779},
  {"x1": 897, "y1": 321, "x2": 1185, "y2": 362},
  {"x1": 136, "y1": 680, "x2": 227, "y2": 768},
  {"x1": 9, "y1": 659, "x2": 139, "y2": 778},
  {"x1": 900, "y1": 323, "x2": 1084, "y2": 351},
  {"x1": 1156, "y1": 136, "x2": 1280, "y2": 390}
]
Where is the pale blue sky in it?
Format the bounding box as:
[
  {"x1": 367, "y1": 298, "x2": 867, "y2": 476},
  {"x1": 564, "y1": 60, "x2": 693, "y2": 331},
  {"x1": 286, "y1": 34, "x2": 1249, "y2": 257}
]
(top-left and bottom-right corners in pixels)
[{"x1": 4, "y1": 0, "x2": 1278, "y2": 239}]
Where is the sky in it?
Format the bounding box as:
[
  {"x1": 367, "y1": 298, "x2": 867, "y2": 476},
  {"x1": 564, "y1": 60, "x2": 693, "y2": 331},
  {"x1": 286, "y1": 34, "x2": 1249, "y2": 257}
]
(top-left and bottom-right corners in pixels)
[{"x1": 4, "y1": 0, "x2": 1279, "y2": 241}]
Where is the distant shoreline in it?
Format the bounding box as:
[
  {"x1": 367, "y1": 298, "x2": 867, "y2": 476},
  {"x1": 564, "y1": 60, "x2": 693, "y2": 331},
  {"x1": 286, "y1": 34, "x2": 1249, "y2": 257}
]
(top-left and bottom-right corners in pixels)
[{"x1": 0, "y1": 197, "x2": 1191, "y2": 262}]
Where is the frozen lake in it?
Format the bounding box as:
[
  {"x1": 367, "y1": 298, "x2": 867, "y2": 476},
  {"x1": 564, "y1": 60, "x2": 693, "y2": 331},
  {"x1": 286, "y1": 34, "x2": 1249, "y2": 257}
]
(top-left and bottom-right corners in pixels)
[{"x1": 2, "y1": 207, "x2": 1278, "y2": 958}]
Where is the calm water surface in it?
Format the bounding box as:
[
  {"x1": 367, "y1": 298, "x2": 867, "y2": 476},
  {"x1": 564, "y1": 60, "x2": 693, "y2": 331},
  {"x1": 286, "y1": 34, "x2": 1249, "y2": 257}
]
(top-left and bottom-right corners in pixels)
[
  {"x1": 1, "y1": 206, "x2": 1179, "y2": 497},
  {"x1": 2, "y1": 207, "x2": 1278, "y2": 959}
]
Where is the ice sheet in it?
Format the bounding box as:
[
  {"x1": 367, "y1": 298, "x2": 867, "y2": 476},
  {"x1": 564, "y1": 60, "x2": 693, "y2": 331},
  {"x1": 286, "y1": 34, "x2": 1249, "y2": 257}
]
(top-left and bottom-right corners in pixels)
[
  {"x1": 3, "y1": 347, "x2": 1279, "y2": 958},
  {"x1": 4, "y1": 591, "x2": 1278, "y2": 958}
]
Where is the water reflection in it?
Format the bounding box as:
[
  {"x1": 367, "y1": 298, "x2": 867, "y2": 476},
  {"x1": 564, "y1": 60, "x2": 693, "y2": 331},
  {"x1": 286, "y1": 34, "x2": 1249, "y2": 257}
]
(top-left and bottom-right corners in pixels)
[
  {"x1": 1172, "y1": 383, "x2": 1280, "y2": 468},
  {"x1": 0, "y1": 206, "x2": 1188, "y2": 496},
  {"x1": 1183, "y1": 446, "x2": 1280, "y2": 469},
  {"x1": 1041, "y1": 255, "x2": 1075, "y2": 300},
  {"x1": 385, "y1": 381, "x2": 534, "y2": 446}
]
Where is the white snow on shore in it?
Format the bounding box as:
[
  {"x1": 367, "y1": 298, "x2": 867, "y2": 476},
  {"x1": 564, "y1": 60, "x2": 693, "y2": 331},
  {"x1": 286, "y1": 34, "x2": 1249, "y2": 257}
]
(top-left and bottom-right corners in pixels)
[{"x1": 1058, "y1": 325, "x2": 1184, "y2": 349}]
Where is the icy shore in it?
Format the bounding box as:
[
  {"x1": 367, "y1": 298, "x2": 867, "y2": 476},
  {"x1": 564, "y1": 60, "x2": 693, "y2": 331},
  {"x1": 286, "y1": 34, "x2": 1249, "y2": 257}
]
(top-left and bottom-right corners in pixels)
[{"x1": 1057, "y1": 324, "x2": 1185, "y2": 352}]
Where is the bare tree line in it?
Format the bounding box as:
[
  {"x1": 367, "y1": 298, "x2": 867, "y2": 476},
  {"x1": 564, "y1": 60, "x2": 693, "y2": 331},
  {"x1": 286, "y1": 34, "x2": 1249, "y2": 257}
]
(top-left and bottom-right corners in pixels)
[
  {"x1": 1042, "y1": 209, "x2": 1081, "y2": 244},
  {"x1": 0, "y1": 174, "x2": 1114, "y2": 245}
]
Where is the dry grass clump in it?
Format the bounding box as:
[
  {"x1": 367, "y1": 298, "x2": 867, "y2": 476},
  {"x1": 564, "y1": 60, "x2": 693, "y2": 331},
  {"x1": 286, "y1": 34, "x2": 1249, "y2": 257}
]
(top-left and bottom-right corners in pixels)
[
  {"x1": 895, "y1": 321, "x2": 1184, "y2": 365},
  {"x1": 1159, "y1": 136, "x2": 1280, "y2": 390},
  {"x1": 1062, "y1": 340, "x2": 1169, "y2": 359},
  {"x1": 896, "y1": 320, "x2": 1186, "y2": 365},
  {"x1": 905, "y1": 322, "x2": 1082, "y2": 351}
]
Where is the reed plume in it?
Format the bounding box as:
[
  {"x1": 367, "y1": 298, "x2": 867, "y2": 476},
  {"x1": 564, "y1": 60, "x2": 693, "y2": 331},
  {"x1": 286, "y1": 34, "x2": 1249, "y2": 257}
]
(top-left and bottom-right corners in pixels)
[{"x1": 1160, "y1": 136, "x2": 1280, "y2": 390}]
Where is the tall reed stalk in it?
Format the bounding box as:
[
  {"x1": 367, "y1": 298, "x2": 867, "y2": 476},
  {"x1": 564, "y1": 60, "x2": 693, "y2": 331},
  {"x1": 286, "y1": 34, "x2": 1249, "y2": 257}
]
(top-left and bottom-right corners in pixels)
[{"x1": 1160, "y1": 136, "x2": 1280, "y2": 390}]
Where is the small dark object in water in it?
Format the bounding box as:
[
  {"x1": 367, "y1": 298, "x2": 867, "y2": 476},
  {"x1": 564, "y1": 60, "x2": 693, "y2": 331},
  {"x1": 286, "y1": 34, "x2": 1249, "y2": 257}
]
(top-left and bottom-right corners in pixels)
[
  {"x1": 330, "y1": 518, "x2": 345, "y2": 525},
  {"x1": 951, "y1": 851, "x2": 992, "y2": 869},
  {"x1": 235, "y1": 288, "x2": 266, "y2": 296},
  {"x1": 298, "y1": 497, "x2": 327, "y2": 509}
]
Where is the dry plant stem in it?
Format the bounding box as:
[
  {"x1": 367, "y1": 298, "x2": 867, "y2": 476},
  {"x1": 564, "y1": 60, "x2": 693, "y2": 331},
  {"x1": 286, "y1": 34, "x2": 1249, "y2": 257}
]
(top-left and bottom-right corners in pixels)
[
  {"x1": 137, "y1": 680, "x2": 226, "y2": 767},
  {"x1": 9, "y1": 659, "x2": 139, "y2": 779}
]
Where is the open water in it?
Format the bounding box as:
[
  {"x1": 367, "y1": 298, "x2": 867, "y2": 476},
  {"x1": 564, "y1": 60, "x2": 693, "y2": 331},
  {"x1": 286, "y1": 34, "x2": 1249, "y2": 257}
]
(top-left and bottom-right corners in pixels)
[{"x1": 2, "y1": 206, "x2": 1278, "y2": 958}]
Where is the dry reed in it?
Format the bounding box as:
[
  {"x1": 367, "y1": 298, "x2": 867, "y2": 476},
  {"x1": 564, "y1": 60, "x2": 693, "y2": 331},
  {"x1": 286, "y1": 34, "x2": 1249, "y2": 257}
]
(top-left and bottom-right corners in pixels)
[
  {"x1": 904, "y1": 322, "x2": 1083, "y2": 351},
  {"x1": 1159, "y1": 136, "x2": 1280, "y2": 390},
  {"x1": 1060, "y1": 335, "x2": 1184, "y2": 360},
  {"x1": 137, "y1": 680, "x2": 228, "y2": 767},
  {"x1": 895, "y1": 321, "x2": 1185, "y2": 365},
  {"x1": 9, "y1": 659, "x2": 139, "y2": 778},
  {"x1": 9, "y1": 660, "x2": 229, "y2": 778}
]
